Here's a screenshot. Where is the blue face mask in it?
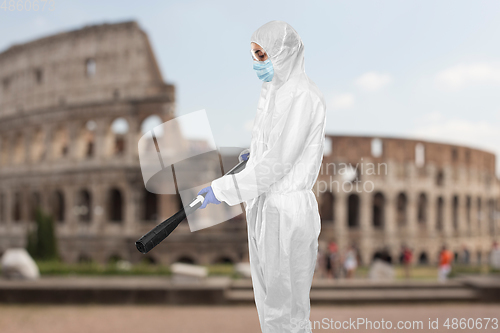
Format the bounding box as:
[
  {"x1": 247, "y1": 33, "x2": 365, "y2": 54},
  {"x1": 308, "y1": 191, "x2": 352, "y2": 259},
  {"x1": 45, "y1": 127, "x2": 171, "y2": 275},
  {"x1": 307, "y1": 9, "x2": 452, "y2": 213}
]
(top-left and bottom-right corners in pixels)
[{"x1": 253, "y1": 59, "x2": 274, "y2": 82}]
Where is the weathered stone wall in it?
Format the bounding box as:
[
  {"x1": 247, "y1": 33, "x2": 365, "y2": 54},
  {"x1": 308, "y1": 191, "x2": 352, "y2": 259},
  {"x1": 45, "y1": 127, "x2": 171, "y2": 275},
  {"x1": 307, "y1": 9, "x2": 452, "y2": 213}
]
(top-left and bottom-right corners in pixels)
[
  {"x1": 0, "y1": 21, "x2": 168, "y2": 118},
  {"x1": 0, "y1": 21, "x2": 248, "y2": 265},
  {"x1": 317, "y1": 135, "x2": 500, "y2": 266}
]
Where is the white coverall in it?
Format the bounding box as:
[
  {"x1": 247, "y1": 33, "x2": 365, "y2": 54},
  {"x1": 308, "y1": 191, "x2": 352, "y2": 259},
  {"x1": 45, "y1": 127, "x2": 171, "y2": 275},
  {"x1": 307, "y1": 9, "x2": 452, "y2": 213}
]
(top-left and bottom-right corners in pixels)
[{"x1": 211, "y1": 21, "x2": 326, "y2": 333}]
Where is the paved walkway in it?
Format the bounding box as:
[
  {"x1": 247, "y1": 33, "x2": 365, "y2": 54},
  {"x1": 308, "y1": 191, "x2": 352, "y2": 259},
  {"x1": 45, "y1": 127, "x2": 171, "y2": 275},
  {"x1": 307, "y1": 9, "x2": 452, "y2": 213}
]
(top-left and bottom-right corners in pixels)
[{"x1": 1, "y1": 304, "x2": 500, "y2": 333}]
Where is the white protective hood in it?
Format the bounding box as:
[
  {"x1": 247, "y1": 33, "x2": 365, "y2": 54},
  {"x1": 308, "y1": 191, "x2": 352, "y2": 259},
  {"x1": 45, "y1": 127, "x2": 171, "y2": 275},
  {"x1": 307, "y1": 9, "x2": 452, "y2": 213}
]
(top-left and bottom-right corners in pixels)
[{"x1": 212, "y1": 20, "x2": 326, "y2": 206}]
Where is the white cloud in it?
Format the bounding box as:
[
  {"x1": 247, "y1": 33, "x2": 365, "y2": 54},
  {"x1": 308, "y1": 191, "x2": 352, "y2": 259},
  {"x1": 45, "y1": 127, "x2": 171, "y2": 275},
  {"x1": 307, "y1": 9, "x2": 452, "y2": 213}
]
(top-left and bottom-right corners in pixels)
[
  {"x1": 435, "y1": 63, "x2": 500, "y2": 90},
  {"x1": 411, "y1": 112, "x2": 500, "y2": 176},
  {"x1": 355, "y1": 72, "x2": 393, "y2": 91},
  {"x1": 329, "y1": 93, "x2": 355, "y2": 109}
]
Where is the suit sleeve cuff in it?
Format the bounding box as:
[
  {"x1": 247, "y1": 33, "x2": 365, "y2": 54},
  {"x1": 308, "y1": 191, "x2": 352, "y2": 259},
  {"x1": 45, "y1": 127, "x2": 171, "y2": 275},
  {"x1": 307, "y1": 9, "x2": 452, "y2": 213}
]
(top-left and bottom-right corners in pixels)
[{"x1": 211, "y1": 179, "x2": 224, "y2": 203}]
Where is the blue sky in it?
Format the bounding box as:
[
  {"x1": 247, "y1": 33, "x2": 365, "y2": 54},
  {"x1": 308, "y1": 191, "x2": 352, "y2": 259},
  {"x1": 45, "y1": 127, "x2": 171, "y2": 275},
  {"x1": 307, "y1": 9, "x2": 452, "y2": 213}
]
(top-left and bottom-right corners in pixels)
[{"x1": 1, "y1": 0, "x2": 500, "y2": 175}]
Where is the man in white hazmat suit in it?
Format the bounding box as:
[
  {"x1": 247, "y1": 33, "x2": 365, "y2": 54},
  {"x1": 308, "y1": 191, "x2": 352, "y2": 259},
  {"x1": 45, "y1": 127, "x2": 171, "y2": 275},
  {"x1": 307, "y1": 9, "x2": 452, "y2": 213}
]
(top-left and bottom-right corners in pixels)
[{"x1": 199, "y1": 21, "x2": 326, "y2": 332}]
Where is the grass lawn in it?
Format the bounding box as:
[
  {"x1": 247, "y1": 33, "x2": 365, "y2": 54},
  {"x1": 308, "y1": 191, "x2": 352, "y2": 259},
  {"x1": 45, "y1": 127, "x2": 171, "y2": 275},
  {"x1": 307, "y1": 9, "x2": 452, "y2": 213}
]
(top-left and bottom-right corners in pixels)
[
  {"x1": 1, "y1": 260, "x2": 498, "y2": 280},
  {"x1": 355, "y1": 264, "x2": 495, "y2": 280},
  {"x1": 34, "y1": 261, "x2": 239, "y2": 277}
]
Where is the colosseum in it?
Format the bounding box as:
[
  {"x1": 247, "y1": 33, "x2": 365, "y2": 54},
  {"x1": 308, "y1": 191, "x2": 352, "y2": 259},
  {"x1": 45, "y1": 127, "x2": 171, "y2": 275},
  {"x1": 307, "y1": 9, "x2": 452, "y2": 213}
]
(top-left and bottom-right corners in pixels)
[
  {"x1": 0, "y1": 21, "x2": 499, "y2": 267},
  {"x1": 317, "y1": 135, "x2": 500, "y2": 265}
]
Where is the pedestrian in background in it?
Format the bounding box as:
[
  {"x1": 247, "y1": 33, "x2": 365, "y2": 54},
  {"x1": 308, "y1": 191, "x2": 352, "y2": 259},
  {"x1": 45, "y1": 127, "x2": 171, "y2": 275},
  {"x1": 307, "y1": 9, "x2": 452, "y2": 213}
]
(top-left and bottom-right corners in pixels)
[
  {"x1": 344, "y1": 245, "x2": 358, "y2": 279},
  {"x1": 402, "y1": 245, "x2": 413, "y2": 279},
  {"x1": 438, "y1": 245, "x2": 453, "y2": 283},
  {"x1": 490, "y1": 241, "x2": 500, "y2": 270},
  {"x1": 327, "y1": 242, "x2": 339, "y2": 279},
  {"x1": 461, "y1": 245, "x2": 470, "y2": 265}
]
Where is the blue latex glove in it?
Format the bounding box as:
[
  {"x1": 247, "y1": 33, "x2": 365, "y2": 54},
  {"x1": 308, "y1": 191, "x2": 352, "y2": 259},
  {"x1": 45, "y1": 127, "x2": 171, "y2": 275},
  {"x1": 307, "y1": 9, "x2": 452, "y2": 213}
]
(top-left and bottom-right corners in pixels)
[
  {"x1": 240, "y1": 153, "x2": 249, "y2": 161},
  {"x1": 197, "y1": 186, "x2": 221, "y2": 209}
]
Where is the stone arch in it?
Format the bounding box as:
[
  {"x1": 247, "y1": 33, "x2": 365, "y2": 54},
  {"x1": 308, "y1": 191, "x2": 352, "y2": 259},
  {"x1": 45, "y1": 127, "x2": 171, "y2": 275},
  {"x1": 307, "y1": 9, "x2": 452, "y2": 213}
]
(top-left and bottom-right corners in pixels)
[
  {"x1": 0, "y1": 192, "x2": 5, "y2": 223},
  {"x1": 77, "y1": 120, "x2": 96, "y2": 159},
  {"x1": 77, "y1": 189, "x2": 92, "y2": 222},
  {"x1": 12, "y1": 192, "x2": 22, "y2": 222},
  {"x1": 52, "y1": 125, "x2": 69, "y2": 159},
  {"x1": 497, "y1": 199, "x2": 500, "y2": 233},
  {"x1": 436, "y1": 196, "x2": 444, "y2": 231},
  {"x1": 85, "y1": 58, "x2": 96, "y2": 77},
  {"x1": 488, "y1": 198, "x2": 495, "y2": 234},
  {"x1": 396, "y1": 192, "x2": 407, "y2": 226},
  {"x1": 140, "y1": 114, "x2": 163, "y2": 135},
  {"x1": 31, "y1": 127, "x2": 45, "y2": 162},
  {"x1": 415, "y1": 143, "x2": 425, "y2": 167},
  {"x1": 51, "y1": 190, "x2": 65, "y2": 223},
  {"x1": 347, "y1": 194, "x2": 360, "y2": 228},
  {"x1": 354, "y1": 166, "x2": 362, "y2": 183},
  {"x1": 417, "y1": 193, "x2": 427, "y2": 224},
  {"x1": 466, "y1": 196, "x2": 472, "y2": 230},
  {"x1": 13, "y1": 132, "x2": 24, "y2": 164},
  {"x1": 78, "y1": 253, "x2": 92, "y2": 263},
  {"x1": 106, "y1": 117, "x2": 129, "y2": 156},
  {"x1": 452, "y1": 195, "x2": 459, "y2": 231},
  {"x1": 30, "y1": 192, "x2": 41, "y2": 221},
  {"x1": 477, "y1": 197, "x2": 482, "y2": 230},
  {"x1": 143, "y1": 189, "x2": 158, "y2": 221},
  {"x1": 107, "y1": 187, "x2": 123, "y2": 222},
  {"x1": 0, "y1": 135, "x2": 8, "y2": 166},
  {"x1": 436, "y1": 169, "x2": 444, "y2": 187},
  {"x1": 418, "y1": 252, "x2": 428, "y2": 265},
  {"x1": 213, "y1": 256, "x2": 234, "y2": 264},
  {"x1": 34, "y1": 68, "x2": 43, "y2": 84},
  {"x1": 319, "y1": 191, "x2": 334, "y2": 222},
  {"x1": 372, "y1": 192, "x2": 385, "y2": 228},
  {"x1": 371, "y1": 138, "x2": 383, "y2": 158},
  {"x1": 175, "y1": 255, "x2": 196, "y2": 265},
  {"x1": 451, "y1": 147, "x2": 458, "y2": 161}
]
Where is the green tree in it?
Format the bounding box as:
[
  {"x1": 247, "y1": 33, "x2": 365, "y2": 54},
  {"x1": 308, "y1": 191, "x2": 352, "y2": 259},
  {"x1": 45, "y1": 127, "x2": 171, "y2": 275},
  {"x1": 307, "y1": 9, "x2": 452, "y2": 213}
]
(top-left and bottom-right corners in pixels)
[
  {"x1": 26, "y1": 208, "x2": 59, "y2": 261},
  {"x1": 26, "y1": 219, "x2": 37, "y2": 258}
]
